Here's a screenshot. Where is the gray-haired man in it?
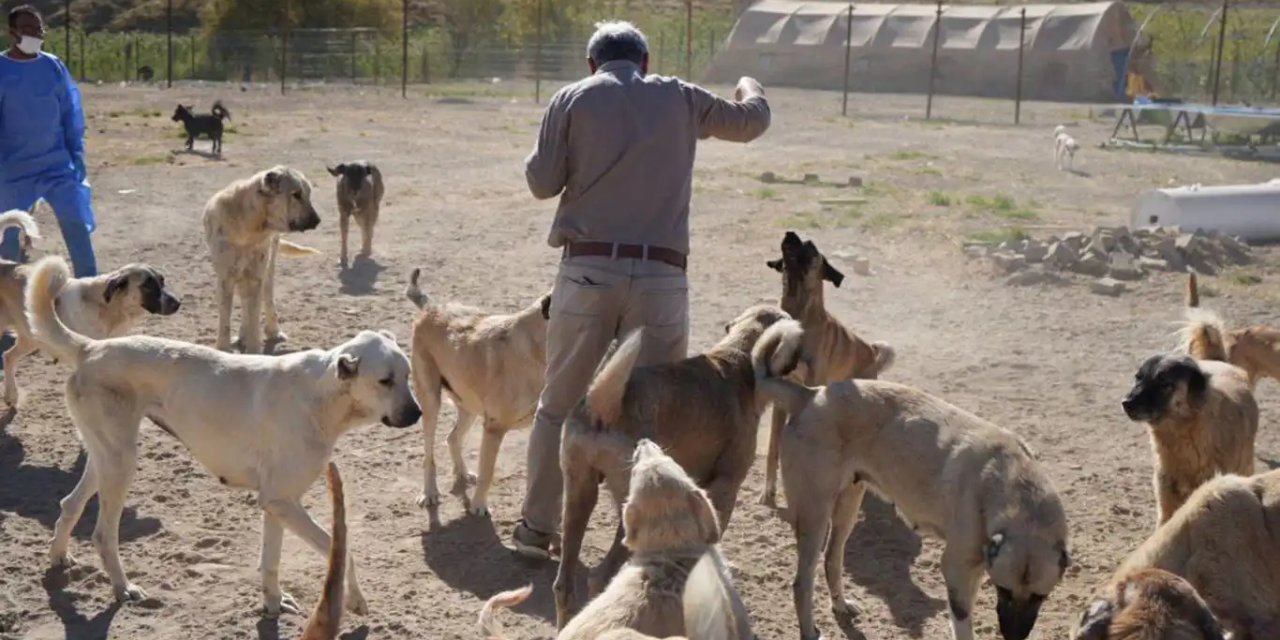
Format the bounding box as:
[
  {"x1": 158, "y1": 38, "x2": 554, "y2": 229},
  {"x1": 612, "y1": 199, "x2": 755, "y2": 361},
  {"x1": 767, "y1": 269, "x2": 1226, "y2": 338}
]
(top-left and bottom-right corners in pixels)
[{"x1": 512, "y1": 20, "x2": 771, "y2": 558}]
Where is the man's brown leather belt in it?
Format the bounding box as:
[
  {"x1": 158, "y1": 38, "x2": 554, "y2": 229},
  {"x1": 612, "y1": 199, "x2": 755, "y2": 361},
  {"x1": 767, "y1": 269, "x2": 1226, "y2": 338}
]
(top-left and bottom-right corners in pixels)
[{"x1": 564, "y1": 242, "x2": 687, "y2": 271}]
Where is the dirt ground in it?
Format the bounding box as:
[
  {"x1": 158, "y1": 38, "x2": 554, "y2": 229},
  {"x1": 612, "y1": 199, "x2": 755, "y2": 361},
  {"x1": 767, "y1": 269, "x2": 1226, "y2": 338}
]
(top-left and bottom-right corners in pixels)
[{"x1": 1, "y1": 80, "x2": 1278, "y2": 640}]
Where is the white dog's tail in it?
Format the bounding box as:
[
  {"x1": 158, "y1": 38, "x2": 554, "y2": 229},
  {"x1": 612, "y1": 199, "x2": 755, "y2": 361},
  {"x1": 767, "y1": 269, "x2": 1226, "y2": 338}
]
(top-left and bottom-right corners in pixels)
[
  {"x1": 585, "y1": 329, "x2": 643, "y2": 426},
  {"x1": 405, "y1": 268, "x2": 429, "y2": 309},
  {"x1": 869, "y1": 341, "x2": 896, "y2": 377},
  {"x1": 0, "y1": 210, "x2": 41, "y2": 246},
  {"x1": 683, "y1": 551, "x2": 753, "y2": 640},
  {"x1": 477, "y1": 584, "x2": 532, "y2": 640},
  {"x1": 751, "y1": 319, "x2": 804, "y2": 380},
  {"x1": 25, "y1": 256, "x2": 90, "y2": 365},
  {"x1": 298, "y1": 463, "x2": 346, "y2": 640},
  {"x1": 279, "y1": 239, "x2": 322, "y2": 257}
]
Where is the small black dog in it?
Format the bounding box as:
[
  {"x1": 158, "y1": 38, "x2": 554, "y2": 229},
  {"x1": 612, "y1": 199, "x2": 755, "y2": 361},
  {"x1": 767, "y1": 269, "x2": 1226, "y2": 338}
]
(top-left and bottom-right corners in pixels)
[{"x1": 172, "y1": 100, "x2": 231, "y2": 156}]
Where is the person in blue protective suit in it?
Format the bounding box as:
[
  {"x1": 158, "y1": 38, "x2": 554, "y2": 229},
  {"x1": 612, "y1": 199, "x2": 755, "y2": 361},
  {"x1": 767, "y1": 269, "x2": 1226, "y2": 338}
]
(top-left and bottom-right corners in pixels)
[
  {"x1": 1, "y1": 4, "x2": 97, "y2": 277},
  {"x1": 0, "y1": 4, "x2": 98, "y2": 371}
]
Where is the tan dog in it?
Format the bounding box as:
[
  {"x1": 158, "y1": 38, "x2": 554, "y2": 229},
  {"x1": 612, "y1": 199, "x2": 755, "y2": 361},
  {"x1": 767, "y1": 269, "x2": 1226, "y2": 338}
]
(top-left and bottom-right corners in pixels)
[
  {"x1": 27, "y1": 255, "x2": 421, "y2": 615},
  {"x1": 1184, "y1": 273, "x2": 1280, "y2": 389},
  {"x1": 1072, "y1": 568, "x2": 1230, "y2": 640},
  {"x1": 1121, "y1": 350, "x2": 1257, "y2": 525},
  {"x1": 761, "y1": 231, "x2": 895, "y2": 507},
  {"x1": 404, "y1": 268, "x2": 551, "y2": 515},
  {"x1": 480, "y1": 439, "x2": 754, "y2": 640},
  {"x1": 203, "y1": 165, "x2": 322, "y2": 354},
  {"x1": 761, "y1": 375, "x2": 1069, "y2": 640},
  {"x1": 0, "y1": 210, "x2": 183, "y2": 407},
  {"x1": 555, "y1": 305, "x2": 802, "y2": 627},
  {"x1": 298, "y1": 463, "x2": 347, "y2": 640},
  {"x1": 326, "y1": 162, "x2": 385, "y2": 269},
  {"x1": 1091, "y1": 471, "x2": 1280, "y2": 638}
]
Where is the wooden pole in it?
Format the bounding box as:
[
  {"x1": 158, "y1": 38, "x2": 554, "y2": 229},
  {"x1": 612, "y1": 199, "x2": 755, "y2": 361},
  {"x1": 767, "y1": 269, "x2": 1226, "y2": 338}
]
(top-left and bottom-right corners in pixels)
[
  {"x1": 351, "y1": 31, "x2": 357, "y2": 83},
  {"x1": 280, "y1": 1, "x2": 288, "y2": 95},
  {"x1": 166, "y1": 0, "x2": 173, "y2": 87},
  {"x1": 535, "y1": 0, "x2": 543, "y2": 103},
  {"x1": 78, "y1": 29, "x2": 84, "y2": 81},
  {"x1": 1015, "y1": 7, "x2": 1026, "y2": 125},
  {"x1": 190, "y1": 34, "x2": 196, "y2": 79},
  {"x1": 926, "y1": 0, "x2": 942, "y2": 119},
  {"x1": 1272, "y1": 36, "x2": 1280, "y2": 100},
  {"x1": 1211, "y1": 0, "x2": 1228, "y2": 105},
  {"x1": 841, "y1": 4, "x2": 853, "y2": 116},
  {"x1": 402, "y1": 0, "x2": 408, "y2": 97},
  {"x1": 686, "y1": 0, "x2": 693, "y2": 78},
  {"x1": 64, "y1": 0, "x2": 71, "y2": 70}
]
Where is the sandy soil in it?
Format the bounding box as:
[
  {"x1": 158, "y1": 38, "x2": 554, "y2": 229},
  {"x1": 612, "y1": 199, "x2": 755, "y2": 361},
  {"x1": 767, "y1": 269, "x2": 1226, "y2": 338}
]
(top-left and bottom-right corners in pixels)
[{"x1": 1, "y1": 81, "x2": 1278, "y2": 640}]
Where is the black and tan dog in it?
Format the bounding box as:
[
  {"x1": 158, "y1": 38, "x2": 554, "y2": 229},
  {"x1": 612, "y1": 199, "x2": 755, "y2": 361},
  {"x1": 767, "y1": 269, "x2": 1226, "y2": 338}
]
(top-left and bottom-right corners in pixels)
[
  {"x1": 1075, "y1": 470, "x2": 1280, "y2": 639},
  {"x1": 554, "y1": 305, "x2": 803, "y2": 628},
  {"x1": 760, "y1": 231, "x2": 894, "y2": 507},
  {"x1": 760, "y1": 373, "x2": 1069, "y2": 640},
  {"x1": 326, "y1": 162, "x2": 385, "y2": 268},
  {"x1": 172, "y1": 100, "x2": 230, "y2": 156},
  {"x1": 1122, "y1": 350, "x2": 1257, "y2": 526},
  {"x1": 1073, "y1": 568, "x2": 1230, "y2": 640}
]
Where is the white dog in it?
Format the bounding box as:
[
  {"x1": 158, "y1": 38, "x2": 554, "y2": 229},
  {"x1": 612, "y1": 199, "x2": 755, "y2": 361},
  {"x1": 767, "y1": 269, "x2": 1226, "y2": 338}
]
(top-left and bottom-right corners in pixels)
[
  {"x1": 26, "y1": 255, "x2": 421, "y2": 617},
  {"x1": 1054, "y1": 125, "x2": 1080, "y2": 171}
]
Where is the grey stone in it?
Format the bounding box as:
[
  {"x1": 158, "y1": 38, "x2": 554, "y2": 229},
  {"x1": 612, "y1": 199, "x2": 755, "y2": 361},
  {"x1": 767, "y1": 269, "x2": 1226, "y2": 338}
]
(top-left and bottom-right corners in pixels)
[
  {"x1": 1091, "y1": 277, "x2": 1126, "y2": 296},
  {"x1": 1061, "y1": 231, "x2": 1087, "y2": 251},
  {"x1": 1022, "y1": 241, "x2": 1049, "y2": 263},
  {"x1": 848, "y1": 176, "x2": 864, "y2": 187},
  {"x1": 991, "y1": 252, "x2": 1027, "y2": 274},
  {"x1": 1072, "y1": 252, "x2": 1109, "y2": 277},
  {"x1": 1116, "y1": 232, "x2": 1141, "y2": 257},
  {"x1": 1155, "y1": 238, "x2": 1187, "y2": 272},
  {"x1": 760, "y1": 171, "x2": 777, "y2": 183},
  {"x1": 1219, "y1": 235, "x2": 1252, "y2": 265},
  {"x1": 1108, "y1": 252, "x2": 1144, "y2": 280},
  {"x1": 964, "y1": 245, "x2": 988, "y2": 259},
  {"x1": 803, "y1": 173, "x2": 820, "y2": 183},
  {"x1": 1091, "y1": 228, "x2": 1117, "y2": 253},
  {"x1": 1138, "y1": 256, "x2": 1173, "y2": 272},
  {"x1": 1045, "y1": 241, "x2": 1079, "y2": 269},
  {"x1": 1005, "y1": 270, "x2": 1062, "y2": 287}
]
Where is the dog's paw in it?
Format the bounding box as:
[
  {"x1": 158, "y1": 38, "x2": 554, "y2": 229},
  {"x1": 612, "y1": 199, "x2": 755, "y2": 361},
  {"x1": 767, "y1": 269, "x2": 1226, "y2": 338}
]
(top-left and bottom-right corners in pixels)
[
  {"x1": 758, "y1": 487, "x2": 777, "y2": 508},
  {"x1": 449, "y1": 472, "x2": 477, "y2": 495},
  {"x1": 48, "y1": 550, "x2": 77, "y2": 569},
  {"x1": 263, "y1": 592, "x2": 302, "y2": 618},
  {"x1": 115, "y1": 583, "x2": 148, "y2": 603},
  {"x1": 832, "y1": 597, "x2": 862, "y2": 622},
  {"x1": 416, "y1": 490, "x2": 441, "y2": 509},
  {"x1": 468, "y1": 502, "x2": 490, "y2": 518},
  {"x1": 345, "y1": 590, "x2": 368, "y2": 616}
]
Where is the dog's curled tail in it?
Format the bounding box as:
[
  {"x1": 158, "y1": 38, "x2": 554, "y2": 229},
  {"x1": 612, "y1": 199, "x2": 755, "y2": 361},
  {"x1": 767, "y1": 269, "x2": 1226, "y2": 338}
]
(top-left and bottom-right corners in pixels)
[
  {"x1": 0, "y1": 209, "x2": 41, "y2": 245},
  {"x1": 405, "y1": 268, "x2": 429, "y2": 309},
  {"x1": 586, "y1": 329, "x2": 643, "y2": 426},
  {"x1": 751, "y1": 319, "x2": 804, "y2": 380},
  {"x1": 24, "y1": 256, "x2": 90, "y2": 365},
  {"x1": 279, "y1": 239, "x2": 322, "y2": 257},
  {"x1": 298, "y1": 463, "x2": 346, "y2": 640},
  {"x1": 1178, "y1": 308, "x2": 1230, "y2": 362},
  {"x1": 477, "y1": 584, "x2": 532, "y2": 640},
  {"x1": 211, "y1": 100, "x2": 231, "y2": 121},
  {"x1": 869, "y1": 341, "x2": 896, "y2": 377}
]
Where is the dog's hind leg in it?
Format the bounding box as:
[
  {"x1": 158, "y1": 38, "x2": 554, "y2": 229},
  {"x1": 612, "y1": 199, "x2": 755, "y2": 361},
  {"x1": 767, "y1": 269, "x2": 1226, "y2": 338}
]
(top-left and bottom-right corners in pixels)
[
  {"x1": 446, "y1": 406, "x2": 478, "y2": 496},
  {"x1": 824, "y1": 482, "x2": 867, "y2": 623},
  {"x1": 238, "y1": 276, "x2": 265, "y2": 354},
  {"x1": 467, "y1": 418, "x2": 506, "y2": 517},
  {"x1": 791, "y1": 494, "x2": 833, "y2": 640},
  {"x1": 86, "y1": 416, "x2": 147, "y2": 602},
  {"x1": 339, "y1": 212, "x2": 350, "y2": 269},
  {"x1": 259, "y1": 511, "x2": 302, "y2": 616},
  {"x1": 555, "y1": 461, "x2": 601, "y2": 629},
  {"x1": 2, "y1": 334, "x2": 38, "y2": 407},
  {"x1": 760, "y1": 408, "x2": 786, "y2": 508},
  {"x1": 262, "y1": 242, "x2": 285, "y2": 348},
  {"x1": 358, "y1": 211, "x2": 375, "y2": 258},
  {"x1": 263, "y1": 498, "x2": 367, "y2": 616},
  {"x1": 50, "y1": 451, "x2": 98, "y2": 568}
]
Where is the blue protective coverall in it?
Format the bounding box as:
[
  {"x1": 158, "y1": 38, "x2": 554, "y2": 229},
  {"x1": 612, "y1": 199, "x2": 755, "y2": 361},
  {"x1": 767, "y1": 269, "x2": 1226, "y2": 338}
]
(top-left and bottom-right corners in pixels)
[{"x1": 0, "y1": 50, "x2": 97, "y2": 277}]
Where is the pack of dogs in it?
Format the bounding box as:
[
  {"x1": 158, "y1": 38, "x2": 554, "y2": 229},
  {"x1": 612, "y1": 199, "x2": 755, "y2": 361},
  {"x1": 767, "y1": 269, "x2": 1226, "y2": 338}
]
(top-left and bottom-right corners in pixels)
[{"x1": 1, "y1": 114, "x2": 1275, "y2": 640}]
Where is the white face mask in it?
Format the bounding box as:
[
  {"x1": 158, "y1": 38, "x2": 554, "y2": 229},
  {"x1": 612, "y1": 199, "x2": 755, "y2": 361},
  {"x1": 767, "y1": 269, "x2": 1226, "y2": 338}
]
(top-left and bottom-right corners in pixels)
[{"x1": 16, "y1": 36, "x2": 42, "y2": 56}]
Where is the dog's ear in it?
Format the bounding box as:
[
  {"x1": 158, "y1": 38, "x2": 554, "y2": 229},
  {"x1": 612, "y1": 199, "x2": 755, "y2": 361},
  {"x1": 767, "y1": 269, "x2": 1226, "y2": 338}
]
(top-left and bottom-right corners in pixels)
[
  {"x1": 336, "y1": 354, "x2": 360, "y2": 380},
  {"x1": 688, "y1": 490, "x2": 721, "y2": 544},
  {"x1": 103, "y1": 275, "x2": 129, "y2": 303},
  {"x1": 327, "y1": 164, "x2": 344, "y2": 177},
  {"x1": 984, "y1": 532, "x2": 1005, "y2": 566},
  {"x1": 539, "y1": 294, "x2": 551, "y2": 320},
  {"x1": 261, "y1": 168, "x2": 284, "y2": 194},
  {"x1": 377, "y1": 329, "x2": 396, "y2": 344},
  {"x1": 1072, "y1": 598, "x2": 1114, "y2": 640},
  {"x1": 1167, "y1": 361, "x2": 1209, "y2": 409},
  {"x1": 822, "y1": 260, "x2": 845, "y2": 287},
  {"x1": 766, "y1": 258, "x2": 783, "y2": 272}
]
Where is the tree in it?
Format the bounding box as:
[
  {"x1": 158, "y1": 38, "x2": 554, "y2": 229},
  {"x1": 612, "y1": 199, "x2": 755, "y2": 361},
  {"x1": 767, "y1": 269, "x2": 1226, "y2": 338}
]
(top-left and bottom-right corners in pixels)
[
  {"x1": 202, "y1": 0, "x2": 400, "y2": 32},
  {"x1": 439, "y1": 0, "x2": 502, "y2": 76}
]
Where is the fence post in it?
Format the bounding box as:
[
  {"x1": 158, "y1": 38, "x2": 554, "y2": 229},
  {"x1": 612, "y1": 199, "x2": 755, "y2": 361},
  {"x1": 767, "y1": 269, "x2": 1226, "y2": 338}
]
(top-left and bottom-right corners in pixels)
[
  {"x1": 423, "y1": 36, "x2": 431, "y2": 84},
  {"x1": 658, "y1": 30, "x2": 665, "y2": 75},
  {"x1": 402, "y1": 0, "x2": 408, "y2": 97},
  {"x1": 78, "y1": 30, "x2": 85, "y2": 81},
  {"x1": 1272, "y1": 36, "x2": 1280, "y2": 100},
  {"x1": 926, "y1": 0, "x2": 941, "y2": 119},
  {"x1": 686, "y1": 0, "x2": 693, "y2": 78},
  {"x1": 350, "y1": 31, "x2": 357, "y2": 84},
  {"x1": 375, "y1": 38, "x2": 381, "y2": 85},
  {"x1": 280, "y1": 1, "x2": 288, "y2": 95},
  {"x1": 190, "y1": 34, "x2": 196, "y2": 80},
  {"x1": 1015, "y1": 7, "x2": 1026, "y2": 125},
  {"x1": 64, "y1": 0, "x2": 70, "y2": 73},
  {"x1": 842, "y1": 4, "x2": 853, "y2": 117},
  {"x1": 535, "y1": 0, "x2": 544, "y2": 103},
  {"x1": 1211, "y1": 0, "x2": 1228, "y2": 106},
  {"x1": 166, "y1": 0, "x2": 173, "y2": 87},
  {"x1": 121, "y1": 39, "x2": 127, "y2": 83},
  {"x1": 709, "y1": 29, "x2": 716, "y2": 62}
]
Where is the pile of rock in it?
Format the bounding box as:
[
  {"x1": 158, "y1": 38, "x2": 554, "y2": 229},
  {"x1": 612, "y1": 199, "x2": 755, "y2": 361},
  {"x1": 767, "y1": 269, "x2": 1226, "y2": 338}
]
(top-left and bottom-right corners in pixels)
[{"x1": 965, "y1": 226, "x2": 1253, "y2": 296}]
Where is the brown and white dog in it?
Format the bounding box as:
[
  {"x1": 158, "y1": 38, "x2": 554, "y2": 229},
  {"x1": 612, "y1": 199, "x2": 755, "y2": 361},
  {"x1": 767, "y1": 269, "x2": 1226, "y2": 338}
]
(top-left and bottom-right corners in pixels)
[
  {"x1": 1183, "y1": 273, "x2": 1280, "y2": 390},
  {"x1": 1073, "y1": 568, "x2": 1230, "y2": 640},
  {"x1": 554, "y1": 305, "x2": 802, "y2": 628},
  {"x1": 1076, "y1": 470, "x2": 1280, "y2": 639},
  {"x1": 203, "y1": 166, "x2": 321, "y2": 354},
  {"x1": 326, "y1": 162, "x2": 384, "y2": 269},
  {"x1": 404, "y1": 268, "x2": 550, "y2": 515},
  {"x1": 480, "y1": 439, "x2": 754, "y2": 640},
  {"x1": 761, "y1": 231, "x2": 894, "y2": 507},
  {"x1": 0, "y1": 210, "x2": 182, "y2": 407},
  {"x1": 1122, "y1": 349, "x2": 1257, "y2": 525}
]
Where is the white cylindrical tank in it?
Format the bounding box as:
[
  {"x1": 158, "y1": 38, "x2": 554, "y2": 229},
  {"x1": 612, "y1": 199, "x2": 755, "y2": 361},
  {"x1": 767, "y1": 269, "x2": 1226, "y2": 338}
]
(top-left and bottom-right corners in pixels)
[{"x1": 1131, "y1": 179, "x2": 1280, "y2": 241}]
